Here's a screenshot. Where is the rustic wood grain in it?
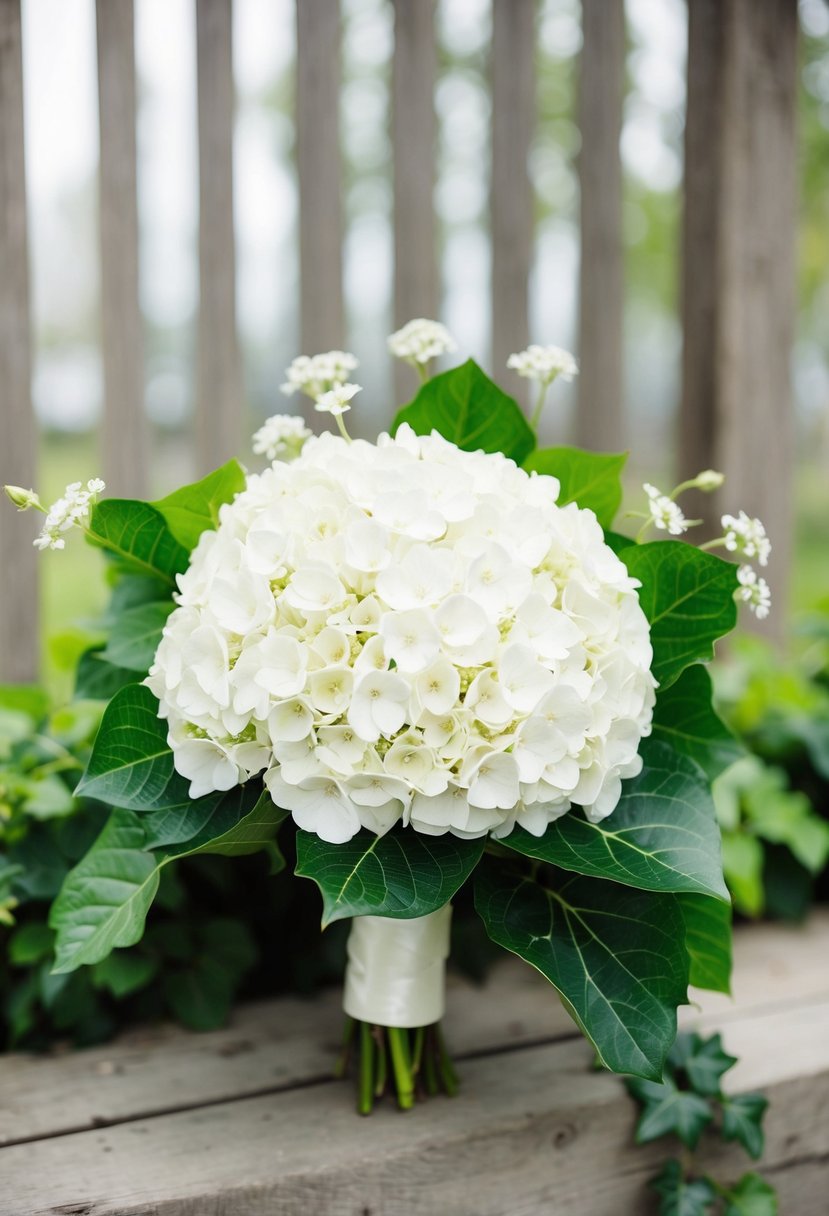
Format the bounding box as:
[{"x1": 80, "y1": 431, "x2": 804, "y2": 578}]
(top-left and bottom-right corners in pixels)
[
  {"x1": 491, "y1": 0, "x2": 535, "y2": 408},
  {"x1": 576, "y1": 0, "x2": 624, "y2": 451},
  {"x1": 391, "y1": 0, "x2": 437, "y2": 404},
  {"x1": 195, "y1": 0, "x2": 242, "y2": 471},
  {"x1": 296, "y1": 0, "x2": 344, "y2": 361},
  {"x1": 96, "y1": 0, "x2": 148, "y2": 499},
  {"x1": 0, "y1": 0, "x2": 38, "y2": 681}
]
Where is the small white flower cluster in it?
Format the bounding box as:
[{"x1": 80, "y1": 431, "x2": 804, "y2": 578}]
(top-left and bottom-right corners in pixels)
[
  {"x1": 33, "y1": 479, "x2": 105, "y2": 551},
  {"x1": 721, "y1": 511, "x2": 771, "y2": 567},
  {"x1": 252, "y1": 415, "x2": 312, "y2": 462},
  {"x1": 148, "y1": 427, "x2": 656, "y2": 845},
  {"x1": 643, "y1": 483, "x2": 689, "y2": 536},
  {"x1": 735, "y1": 565, "x2": 771, "y2": 620},
  {"x1": 281, "y1": 351, "x2": 359, "y2": 401},
  {"x1": 316, "y1": 383, "x2": 361, "y2": 417},
  {"x1": 388, "y1": 319, "x2": 457, "y2": 367},
  {"x1": 507, "y1": 345, "x2": 578, "y2": 386}
]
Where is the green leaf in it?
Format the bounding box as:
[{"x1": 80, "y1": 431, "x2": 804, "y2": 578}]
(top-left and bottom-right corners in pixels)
[
  {"x1": 523, "y1": 447, "x2": 627, "y2": 528},
  {"x1": 180, "y1": 790, "x2": 287, "y2": 867},
  {"x1": 23, "y1": 774, "x2": 76, "y2": 819},
  {"x1": 620, "y1": 541, "x2": 739, "y2": 689},
  {"x1": 163, "y1": 917, "x2": 257, "y2": 1030},
  {"x1": 74, "y1": 648, "x2": 136, "y2": 700},
  {"x1": 153, "y1": 459, "x2": 246, "y2": 551},
  {"x1": 391, "y1": 359, "x2": 536, "y2": 463},
  {"x1": 627, "y1": 1074, "x2": 714, "y2": 1148},
  {"x1": 474, "y1": 858, "x2": 688, "y2": 1079},
  {"x1": 679, "y1": 894, "x2": 732, "y2": 994},
  {"x1": 92, "y1": 951, "x2": 159, "y2": 998},
  {"x1": 500, "y1": 740, "x2": 729, "y2": 902},
  {"x1": 8, "y1": 921, "x2": 55, "y2": 965},
  {"x1": 723, "y1": 1173, "x2": 777, "y2": 1216},
  {"x1": 76, "y1": 683, "x2": 193, "y2": 811},
  {"x1": 50, "y1": 809, "x2": 161, "y2": 972},
  {"x1": 603, "y1": 529, "x2": 635, "y2": 556},
  {"x1": 652, "y1": 665, "x2": 745, "y2": 781},
  {"x1": 100, "y1": 600, "x2": 175, "y2": 673},
  {"x1": 721, "y1": 831, "x2": 765, "y2": 917},
  {"x1": 721, "y1": 1094, "x2": 768, "y2": 1160},
  {"x1": 0, "y1": 683, "x2": 48, "y2": 721},
  {"x1": 676, "y1": 1031, "x2": 737, "y2": 1096},
  {"x1": 88, "y1": 499, "x2": 190, "y2": 585},
  {"x1": 296, "y1": 826, "x2": 484, "y2": 927},
  {"x1": 650, "y1": 1160, "x2": 717, "y2": 1216}
]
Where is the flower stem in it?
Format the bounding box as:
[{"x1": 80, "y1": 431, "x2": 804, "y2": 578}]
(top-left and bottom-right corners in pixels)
[
  {"x1": 698, "y1": 537, "x2": 725, "y2": 552},
  {"x1": 388, "y1": 1026, "x2": 415, "y2": 1110},
  {"x1": 359, "y1": 1020, "x2": 374, "y2": 1115},
  {"x1": 416, "y1": 361, "x2": 429, "y2": 384},
  {"x1": 435, "y1": 1024, "x2": 459, "y2": 1096},
  {"x1": 529, "y1": 380, "x2": 550, "y2": 432},
  {"x1": 334, "y1": 413, "x2": 353, "y2": 444},
  {"x1": 372, "y1": 1025, "x2": 388, "y2": 1098}
]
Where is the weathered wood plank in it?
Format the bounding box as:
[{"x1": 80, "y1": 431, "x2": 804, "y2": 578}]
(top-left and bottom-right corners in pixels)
[
  {"x1": 0, "y1": 0, "x2": 38, "y2": 681},
  {"x1": 96, "y1": 0, "x2": 147, "y2": 499},
  {"x1": 1, "y1": 998, "x2": 827, "y2": 1216},
  {"x1": 391, "y1": 0, "x2": 437, "y2": 403},
  {"x1": 295, "y1": 0, "x2": 343, "y2": 358},
  {"x1": 195, "y1": 0, "x2": 242, "y2": 471},
  {"x1": 680, "y1": 0, "x2": 797, "y2": 628},
  {"x1": 576, "y1": 0, "x2": 625, "y2": 450},
  {"x1": 491, "y1": 0, "x2": 535, "y2": 406}
]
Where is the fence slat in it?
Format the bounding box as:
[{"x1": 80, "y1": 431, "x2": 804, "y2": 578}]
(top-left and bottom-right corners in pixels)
[
  {"x1": 96, "y1": 0, "x2": 147, "y2": 498},
  {"x1": 576, "y1": 0, "x2": 624, "y2": 450},
  {"x1": 491, "y1": 0, "x2": 535, "y2": 403},
  {"x1": 681, "y1": 0, "x2": 797, "y2": 630},
  {"x1": 392, "y1": 0, "x2": 436, "y2": 403},
  {"x1": 296, "y1": 0, "x2": 343, "y2": 359},
  {"x1": 196, "y1": 0, "x2": 241, "y2": 472},
  {"x1": 0, "y1": 0, "x2": 38, "y2": 681}
]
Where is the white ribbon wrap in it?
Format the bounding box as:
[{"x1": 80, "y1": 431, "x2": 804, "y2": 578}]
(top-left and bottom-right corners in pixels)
[{"x1": 343, "y1": 906, "x2": 452, "y2": 1028}]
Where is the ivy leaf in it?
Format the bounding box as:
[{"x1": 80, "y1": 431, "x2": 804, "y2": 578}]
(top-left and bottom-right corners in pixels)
[
  {"x1": 720, "y1": 1094, "x2": 768, "y2": 1160},
  {"x1": 523, "y1": 447, "x2": 627, "y2": 528},
  {"x1": 722, "y1": 1173, "x2": 777, "y2": 1216},
  {"x1": 474, "y1": 858, "x2": 688, "y2": 1079},
  {"x1": 650, "y1": 1160, "x2": 717, "y2": 1216},
  {"x1": 679, "y1": 893, "x2": 732, "y2": 994},
  {"x1": 620, "y1": 541, "x2": 739, "y2": 689},
  {"x1": 153, "y1": 459, "x2": 246, "y2": 552},
  {"x1": 88, "y1": 499, "x2": 190, "y2": 585},
  {"x1": 652, "y1": 665, "x2": 745, "y2": 781},
  {"x1": 627, "y1": 1074, "x2": 714, "y2": 1149},
  {"x1": 74, "y1": 648, "x2": 136, "y2": 701},
  {"x1": 391, "y1": 359, "x2": 536, "y2": 464},
  {"x1": 295, "y1": 826, "x2": 484, "y2": 926},
  {"x1": 100, "y1": 600, "x2": 175, "y2": 673},
  {"x1": 681, "y1": 1032, "x2": 737, "y2": 1096},
  {"x1": 500, "y1": 740, "x2": 729, "y2": 902}
]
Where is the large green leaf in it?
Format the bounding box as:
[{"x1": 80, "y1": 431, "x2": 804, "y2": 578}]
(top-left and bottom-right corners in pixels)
[
  {"x1": 88, "y1": 500, "x2": 190, "y2": 585},
  {"x1": 101, "y1": 600, "x2": 175, "y2": 673},
  {"x1": 621, "y1": 541, "x2": 738, "y2": 689},
  {"x1": 74, "y1": 648, "x2": 136, "y2": 701},
  {"x1": 679, "y1": 893, "x2": 732, "y2": 994},
  {"x1": 500, "y1": 741, "x2": 729, "y2": 902},
  {"x1": 391, "y1": 359, "x2": 536, "y2": 464},
  {"x1": 51, "y1": 792, "x2": 284, "y2": 973},
  {"x1": 474, "y1": 859, "x2": 688, "y2": 1078},
  {"x1": 295, "y1": 826, "x2": 484, "y2": 927},
  {"x1": 76, "y1": 683, "x2": 191, "y2": 810},
  {"x1": 523, "y1": 447, "x2": 627, "y2": 528},
  {"x1": 153, "y1": 459, "x2": 246, "y2": 552},
  {"x1": 652, "y1": 665, "x2": 744, "y2": 781}
]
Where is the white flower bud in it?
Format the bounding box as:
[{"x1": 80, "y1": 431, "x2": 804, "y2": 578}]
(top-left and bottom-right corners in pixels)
[{"x1": 4, "y1": 485, "x2": 41, "y2": 511}]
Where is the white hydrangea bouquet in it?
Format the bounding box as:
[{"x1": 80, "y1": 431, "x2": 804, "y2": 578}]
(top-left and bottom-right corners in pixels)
[{"x1": 6, "y1": 320, "x2": 771, "y2": 1114}]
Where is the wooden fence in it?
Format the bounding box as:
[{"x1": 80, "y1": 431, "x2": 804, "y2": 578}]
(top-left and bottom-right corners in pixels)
[{"x1": 0, "y1": 0, "x2": 798, "y2": 682}]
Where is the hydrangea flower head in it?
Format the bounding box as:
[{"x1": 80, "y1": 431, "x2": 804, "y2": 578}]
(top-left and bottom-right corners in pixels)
[
  {"x1": 148, "y1": 427, "x2": 656, "y2": 844},
  {"x1": 388, "y1": 319, "x2": 457, "y2": 367},
  {"x1": 252, "y1": 415, "x2": 312, "y2": 462},
  {"x1": 721, "y1": 511, "x2": 771, "y2": 567},
  {"x1": 507, "y1": 345, "x2": 578, "y2": 386}
]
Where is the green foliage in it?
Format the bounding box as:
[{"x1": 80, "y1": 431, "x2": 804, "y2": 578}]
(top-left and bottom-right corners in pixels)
[
  {"x1": 296, "y1": 827, "x2": 484, "y2": 926},
  {"x1": 474, "y1": 857, "x2": 688, "y2": 1079},
  {"x1": 100, "y1": 601, "x2": 176, "y2": 672},
  {"x1": 499, "y1": 740, "x2": 729, "y2": 903},
  {"x1": 74, "y1": 648, "x2": 136, "y2": 700},
  {"x1": 722, "y1": 1174, "x2": 777, "y2": 1216},
  {"x1": 153, "y1": 459, "x2": 247, "y2": 551},
  {"x1": 621, "y1": 542, "x2": 739, "y2": 689},
  {"x1": 523, "y1": 447, "x2": 627, "y2": 528},
  {"x1": 391, "y1": 359, "x2": 536, "y2": 464},
  {"x1": 652, "y1": 666, "x2": 745, "y2": 782},
  {"x1": 679, "y1": 895, "x2": 732, "y2": 995},
  {"x1": 87, "y1": 499, "x2": 189, "y2": 585},
  {"x1": 650, "y1": 1161, "x2": 716, "y2": 1216}
]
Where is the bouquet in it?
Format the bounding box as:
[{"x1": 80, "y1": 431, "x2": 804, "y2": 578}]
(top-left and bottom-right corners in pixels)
[{"x1": 6, "y1": 319, "x2": 770, "y2": 1113}]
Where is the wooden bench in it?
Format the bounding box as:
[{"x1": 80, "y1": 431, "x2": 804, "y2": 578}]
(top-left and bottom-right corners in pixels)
[{"x1": 1, "y1": 913, "x2": 827, "y2": 1215}]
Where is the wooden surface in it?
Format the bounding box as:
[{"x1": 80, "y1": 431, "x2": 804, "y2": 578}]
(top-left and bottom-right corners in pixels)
[
  {"x1": 195, "y1": 0, "x2": 242, "y2": 472},
  {"x1": 491, "y1": 0, "x2": 535, "y2": 408},
  {"x1": 96, "y1": 0, "x2": 148, "y2": 499},
  {"x1": 0, "y1": 0, "x2": 38, "y2": 682},
  {"x1": 576, "y1": 0, "x2": 624, "y2": 452},
  {"x1": 392, "y1": 0, "x2": 437, "y2": 405},
  {"x1": 1, "y1": 913, "x2": 827, "y2": 1216}
]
